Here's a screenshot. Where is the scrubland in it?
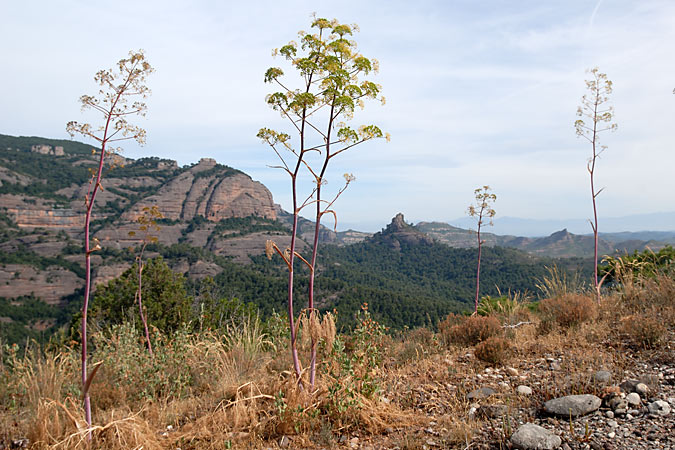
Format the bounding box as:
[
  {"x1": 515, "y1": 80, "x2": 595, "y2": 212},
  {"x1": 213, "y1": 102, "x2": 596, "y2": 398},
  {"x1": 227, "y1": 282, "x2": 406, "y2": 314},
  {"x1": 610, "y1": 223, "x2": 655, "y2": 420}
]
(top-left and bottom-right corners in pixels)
[{"x1": 1, "y1": 272, "x2": 673, "y2": 449}]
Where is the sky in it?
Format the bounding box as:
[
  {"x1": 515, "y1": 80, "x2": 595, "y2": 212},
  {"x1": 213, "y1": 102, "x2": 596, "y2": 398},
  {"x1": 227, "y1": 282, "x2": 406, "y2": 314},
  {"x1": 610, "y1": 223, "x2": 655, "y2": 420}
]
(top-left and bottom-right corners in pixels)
[{"x1": 2, "y1": 0, "x2": 674, "y2": 232}]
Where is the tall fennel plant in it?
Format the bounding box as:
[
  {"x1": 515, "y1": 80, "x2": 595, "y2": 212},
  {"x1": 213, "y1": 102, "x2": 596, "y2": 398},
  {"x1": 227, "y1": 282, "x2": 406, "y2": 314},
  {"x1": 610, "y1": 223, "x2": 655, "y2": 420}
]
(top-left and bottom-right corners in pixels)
[
  {"x1": 575, "y1": 68, "x2": 617, "y2": 301},
  {"x1": 259, "y1": 17, "x2": 386, "y2": 388},
  {"x1": 128, "y1": 205, "x2": 164, "y2": 356},
  {"x1": 468, "y1": 186, "x2": 496, "y2": 314},
  {"x1": 67, "y1": 50, "x2": 152, "y2": 430}
]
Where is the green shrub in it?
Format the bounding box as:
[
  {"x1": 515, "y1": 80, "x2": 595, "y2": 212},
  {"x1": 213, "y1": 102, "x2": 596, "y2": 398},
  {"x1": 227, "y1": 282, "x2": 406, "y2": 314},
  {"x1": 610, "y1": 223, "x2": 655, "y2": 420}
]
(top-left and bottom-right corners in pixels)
[{"x1": 91, "y1": 322, "x2": 194, "y2": 403}]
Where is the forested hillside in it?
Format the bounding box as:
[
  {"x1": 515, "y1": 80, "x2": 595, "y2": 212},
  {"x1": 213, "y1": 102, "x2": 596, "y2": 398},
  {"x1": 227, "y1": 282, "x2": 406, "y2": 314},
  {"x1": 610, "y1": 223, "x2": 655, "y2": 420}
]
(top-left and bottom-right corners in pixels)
[{"x1": 0, "y1": 134, "x2": 590, "y2": 345}]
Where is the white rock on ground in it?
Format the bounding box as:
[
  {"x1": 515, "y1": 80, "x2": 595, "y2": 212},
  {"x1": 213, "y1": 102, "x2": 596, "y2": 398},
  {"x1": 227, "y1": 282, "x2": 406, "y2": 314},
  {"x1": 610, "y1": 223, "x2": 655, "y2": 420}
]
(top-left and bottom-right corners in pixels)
[
  {"x1": 544, "y1": 394, "x2": 602, "y2": 417},
  {"x1": 626, "y1": 392, "x2": 641, "y2": 406},
  {"x1": 516, "y1": 385, "x2": 533, "y2": 395},
  {"x1": 648, "y1": 400, "x2": 671, "y2": 416},
  {"x1": 510, "y1": 423, "x2": 561, "y2": 450}
]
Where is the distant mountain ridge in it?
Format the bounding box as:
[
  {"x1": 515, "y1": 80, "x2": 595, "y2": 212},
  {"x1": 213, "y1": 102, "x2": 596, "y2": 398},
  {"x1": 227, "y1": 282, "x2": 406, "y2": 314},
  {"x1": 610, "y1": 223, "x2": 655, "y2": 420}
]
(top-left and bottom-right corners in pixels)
[
  {"x1": 416, "y1": 221, "x2": 672, "y2": 258},
  {"x1": 448, "y1": 213, "x2": 675, "y2": 237}
]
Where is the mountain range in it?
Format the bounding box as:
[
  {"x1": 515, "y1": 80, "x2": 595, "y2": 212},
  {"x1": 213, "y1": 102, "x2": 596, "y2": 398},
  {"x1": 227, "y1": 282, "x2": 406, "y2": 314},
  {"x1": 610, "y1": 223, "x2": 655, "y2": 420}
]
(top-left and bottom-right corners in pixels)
[
  {"x1": 448, "y1": 214, "x2": 675, "y2": 237},
  {"x1": 0, "y1": 133, "x2": 669, "y2": 344}
]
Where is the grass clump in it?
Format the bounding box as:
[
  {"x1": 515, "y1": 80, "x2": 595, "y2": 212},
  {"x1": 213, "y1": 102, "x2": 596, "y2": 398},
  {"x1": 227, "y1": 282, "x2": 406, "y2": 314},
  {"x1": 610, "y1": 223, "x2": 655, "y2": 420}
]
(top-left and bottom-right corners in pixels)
[
  {"x1": 621, "y1": 315, "x2": 666, "y2": 349},
  {"x1": 439, "y1": 314, "x2": 501, "y2": 347},
  {"x1": 474, "y1": 336, "x2": 511, "y2": 366},
  {"x1": 538, "y1": 293, "x2": 596, "y2": 330}
]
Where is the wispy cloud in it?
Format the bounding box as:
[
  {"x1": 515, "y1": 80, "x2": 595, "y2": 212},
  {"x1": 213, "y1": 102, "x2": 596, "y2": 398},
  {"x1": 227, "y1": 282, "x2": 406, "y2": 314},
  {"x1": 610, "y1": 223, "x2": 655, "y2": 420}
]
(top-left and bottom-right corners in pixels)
[{"x1": 1, "y1": 0, "x2": 674, "y2": 231}]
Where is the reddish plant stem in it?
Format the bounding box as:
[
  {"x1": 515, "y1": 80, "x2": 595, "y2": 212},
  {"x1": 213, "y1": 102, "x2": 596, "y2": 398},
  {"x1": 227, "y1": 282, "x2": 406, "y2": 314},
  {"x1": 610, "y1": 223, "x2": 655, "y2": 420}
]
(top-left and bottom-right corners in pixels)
[
  {"x1": 287, "y1": 209, "x2": 302, "y2": 385},
  {"x1": 308, "y1": 101, "x2": 335, "y2": 388},
  {"x1": 82, "y1": 135, "x2": 108, "y2": 434},
  {"x1": 590, "y1": 95, "x2": 600, "y2": 301},
  {"x1": 136, "y1": 252, "x2": 153, "y2": 356},
  {"x1": 474, "y1": 220, "x2": 482, "y2": 314}
]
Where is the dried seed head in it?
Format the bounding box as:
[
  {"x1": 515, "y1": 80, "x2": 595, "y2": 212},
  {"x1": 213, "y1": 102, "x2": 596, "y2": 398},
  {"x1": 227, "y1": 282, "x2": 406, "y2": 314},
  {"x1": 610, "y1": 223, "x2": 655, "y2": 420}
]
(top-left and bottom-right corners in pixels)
[{"x1": 265, "y1": 240, "x2": 275, "y2": 260}]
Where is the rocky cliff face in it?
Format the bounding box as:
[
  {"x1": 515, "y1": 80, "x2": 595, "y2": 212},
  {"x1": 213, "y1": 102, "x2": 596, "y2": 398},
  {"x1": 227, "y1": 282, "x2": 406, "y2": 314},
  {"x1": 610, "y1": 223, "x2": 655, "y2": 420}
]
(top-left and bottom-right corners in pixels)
[
  {"x1": 0, "y1": 141, "x2": 285, "y2": 309},
  {"x1": 121, "y1": 158, "x2": 276, "y2": 223}
]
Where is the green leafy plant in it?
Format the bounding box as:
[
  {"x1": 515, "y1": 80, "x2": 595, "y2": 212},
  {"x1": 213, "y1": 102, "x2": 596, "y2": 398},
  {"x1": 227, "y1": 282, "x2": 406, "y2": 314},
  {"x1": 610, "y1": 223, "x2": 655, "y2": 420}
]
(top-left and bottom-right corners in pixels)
[
  {"x1": 600, "y1": 246, "x2": 674, "y2": 284},
  {"x1": 575, "y1": 67, "x2": 618, "y2": 301},
  {"x1": 91, "y1": 257, "x2": 192, "y2": 334},
  {"x1": 324, "y1": 304, "x2": 386, "y2": 426},
  {"x1": 477, "y1": 290, "x2": 526, "y2": 316},
  {"x1": 259, "y1": 16, "x2": 386, "y2": 388},
  {"x1": 66, "y1": 50, "x2": 153, "y2": 431}
]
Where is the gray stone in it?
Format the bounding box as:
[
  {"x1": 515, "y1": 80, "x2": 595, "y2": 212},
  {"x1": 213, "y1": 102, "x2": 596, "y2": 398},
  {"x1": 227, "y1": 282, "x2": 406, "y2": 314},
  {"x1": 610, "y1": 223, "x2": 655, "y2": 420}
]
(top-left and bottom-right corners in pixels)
[
  {"x1": 544, "y1": 394, "x2": 602, "y2": 417},
  {"x1": 517, "y1": 385, "x2": 533, "y2": 396},
  {"x1": 626, "y1": 392, "x2": 641, "y2": 406},
  {"x1": 648, "y1": 400, "x2": 671, "y2": 416},
  {"x1": 593, "y1": 370, "x2": 612, "y2": 384},
  {"x1": 478, "y1": 404, "x2": 510, "y2": 418},
  {"x1": 10, "y1": 440, "x2": 29, "y2": 449},
  {"x1": 608, "y1": 396, "x2": 627, "y2": 411},
  {"x1": 510, "y1": 423, "x2": 561, "y2": 450},
  {"x1": 620, "y1": 379, "x2": 640, "y2": 393},
  {"x1": 467, "y1": 387, "x2": 495, "y2": 400},
  {"x1": 635, "y1": 383, "x2": 649, "y2": 396},
  {"x1": 605, "y1": 410, "x2": 614, "y2": 418},
  {"x1": 506, "y1": 367, "x2": 519, "y2": 376},
  {"x1": 278, "y1": 436, "x2": 290, "y2": 448}
]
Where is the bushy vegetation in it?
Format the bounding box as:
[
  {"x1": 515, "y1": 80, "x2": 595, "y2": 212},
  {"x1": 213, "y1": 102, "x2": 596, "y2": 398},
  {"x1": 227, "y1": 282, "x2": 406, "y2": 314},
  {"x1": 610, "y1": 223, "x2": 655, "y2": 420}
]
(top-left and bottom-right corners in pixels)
[
  {"x1": 474, "y1": 336, "x2": 511, "y2": 365},
  {"x1": 537, "y1": 293, "x2": 597, "y2": 330},
  {"x1": 439, "y1": 314, "x2": 501, "y2": 347},
  {"x1": 2, "y1": 269, "x2": 671, "y2": 448}
]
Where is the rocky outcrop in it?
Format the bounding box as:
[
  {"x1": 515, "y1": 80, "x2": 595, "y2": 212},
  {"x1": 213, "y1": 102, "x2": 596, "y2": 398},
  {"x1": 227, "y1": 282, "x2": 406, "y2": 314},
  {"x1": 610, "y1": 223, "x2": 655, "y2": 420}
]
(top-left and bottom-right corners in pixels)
[
  {"x1": 122, "y1": 159, "x2": 276, "y2": 223},
  {"x1": 31, "y1": 144, "x2": 64, "y2": 156},
  {"x1": 2, "y1": 194, "x2": 83, "y2": 233},
  {"x1": 372, "y1": 213, "x2": 434, "y2": 250},
  {"x1": 0, "y1": 264, "x2": 83, "y2": 304}
]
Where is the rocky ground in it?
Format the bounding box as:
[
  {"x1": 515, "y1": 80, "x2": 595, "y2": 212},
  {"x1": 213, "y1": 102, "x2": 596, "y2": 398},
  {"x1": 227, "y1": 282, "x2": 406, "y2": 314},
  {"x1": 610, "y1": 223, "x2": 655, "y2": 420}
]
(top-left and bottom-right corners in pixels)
[{"x1": 290, "y1": 323, "x2": 675, "y2": 450}]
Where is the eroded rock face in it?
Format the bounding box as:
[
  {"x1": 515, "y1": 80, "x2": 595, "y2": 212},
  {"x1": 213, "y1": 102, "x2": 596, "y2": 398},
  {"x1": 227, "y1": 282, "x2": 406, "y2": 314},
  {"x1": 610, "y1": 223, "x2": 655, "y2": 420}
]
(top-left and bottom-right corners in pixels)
[
  {"x1": 0, "y1": 264, "x2": 83, "y2": 304},
  {"x1": 2, "y1": 194, "x2": 82, "y2": 233},
  {"x1": 122, "y1": 161, "x2": 276, "y2": 223}
]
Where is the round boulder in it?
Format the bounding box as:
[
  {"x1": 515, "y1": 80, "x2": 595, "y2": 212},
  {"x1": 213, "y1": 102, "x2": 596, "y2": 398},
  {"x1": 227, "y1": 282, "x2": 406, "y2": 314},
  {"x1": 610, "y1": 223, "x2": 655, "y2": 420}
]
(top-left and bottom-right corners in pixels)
[
  {"x1": 511, "y1": 423, "x2": 561, "y2": 450},
  {"x1": 544, "y1": 394, "x2": 602, "y2": 417}
]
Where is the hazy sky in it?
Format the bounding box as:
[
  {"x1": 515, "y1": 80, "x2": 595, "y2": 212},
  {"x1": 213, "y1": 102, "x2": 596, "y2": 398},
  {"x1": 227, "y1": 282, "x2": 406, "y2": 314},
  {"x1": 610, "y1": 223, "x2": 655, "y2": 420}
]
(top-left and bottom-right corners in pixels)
[{"x1": 2, "y1": 1, "x2": 674, "y2": 231}]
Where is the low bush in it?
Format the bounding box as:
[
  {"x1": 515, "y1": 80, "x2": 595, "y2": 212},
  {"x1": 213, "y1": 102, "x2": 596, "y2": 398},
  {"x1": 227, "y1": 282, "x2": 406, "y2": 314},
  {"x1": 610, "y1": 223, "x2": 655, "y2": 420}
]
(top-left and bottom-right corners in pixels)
[
  {"x1": 474, "y1": 336, "x2": 511, "y2": 366},
  {"x1": 537, "y1": 293, "x2": 596, "y2": 329},
  {"x1": 439, "y1": 314, "x2": 501, "y2": 347},
  {"x1": 621, "y1": 315, "x2": 666, "y2": 349}
]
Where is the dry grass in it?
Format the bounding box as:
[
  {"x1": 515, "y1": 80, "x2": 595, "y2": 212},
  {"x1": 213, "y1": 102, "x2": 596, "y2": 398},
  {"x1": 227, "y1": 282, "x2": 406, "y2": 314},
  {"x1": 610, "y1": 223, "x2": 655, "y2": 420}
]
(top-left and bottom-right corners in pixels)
[
  {"x1": 439, "y1": 315, "x2": 501, "y2": 347},
  {"x1": 1, "y1": 274, "x2": 673, "y2": 449}
]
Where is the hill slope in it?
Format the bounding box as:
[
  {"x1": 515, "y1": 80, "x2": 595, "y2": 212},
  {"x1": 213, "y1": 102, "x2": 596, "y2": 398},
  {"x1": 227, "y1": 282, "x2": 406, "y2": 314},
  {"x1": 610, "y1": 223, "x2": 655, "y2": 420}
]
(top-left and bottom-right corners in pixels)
[{"x1": 0, "y1": 134, "x2": 586, "y2": 344}]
